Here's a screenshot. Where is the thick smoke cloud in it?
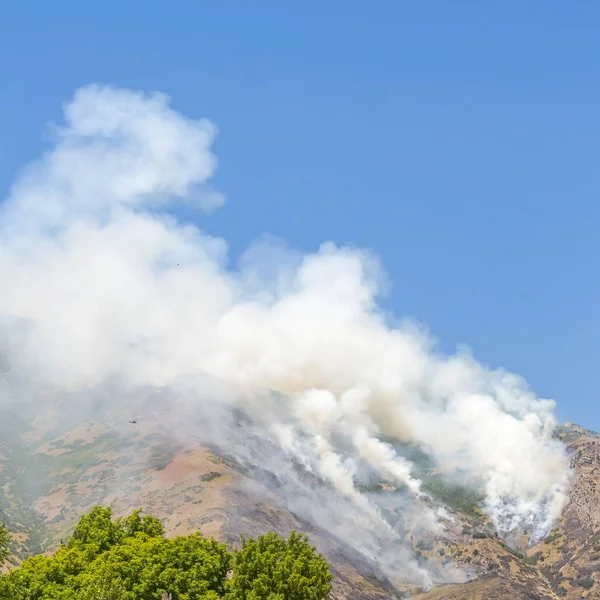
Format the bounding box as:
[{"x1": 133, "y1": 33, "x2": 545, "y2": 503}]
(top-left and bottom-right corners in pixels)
[{"x1": 0, "y1": 85, "x2": 570, "y2": 584}]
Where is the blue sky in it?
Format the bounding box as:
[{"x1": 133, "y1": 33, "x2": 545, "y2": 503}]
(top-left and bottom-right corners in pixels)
[{"x1": 1, "y1": 2, "x2": 599, "y2": 428}]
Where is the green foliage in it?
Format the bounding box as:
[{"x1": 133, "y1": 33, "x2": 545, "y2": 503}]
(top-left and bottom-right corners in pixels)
[
  {"x1": 499, "y1": 543, "x2": 539, "y2": 565},
  {"x1": 500, "y1": 543, "x2": 526, "y2": 559},
  {"x1": 228, "y1": 531, "x2": 332, "y2": 600},
  {"x1": 68, "y1": 506, "x2": 124, "y2": 555},
  {"x1": 117, "y1": 509, "x2": 165, "y2": 539},
  {"x1": 421, "y1": 478, "x2": 484, "y2": 517},
  {"x1": 0, "y1": 572, "x2": 32, "y2": 600},
  {"x1": 75, "y1": 564, "x2": 129, "y2": 600},
  {"x1": 0, "y1": 507, "x2": 332, "y2": 600},
  {"x1": 578, "y1": 578, "x2": 594, "y2": 590}
]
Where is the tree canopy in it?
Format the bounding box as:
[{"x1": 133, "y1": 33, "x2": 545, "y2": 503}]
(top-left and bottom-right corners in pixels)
[
  {"x1": 0, "y1": 507, "x2": 332, "y2": 600},
  {"x1": 229, "y1": 531, "x2": 333, "y2": 600}
]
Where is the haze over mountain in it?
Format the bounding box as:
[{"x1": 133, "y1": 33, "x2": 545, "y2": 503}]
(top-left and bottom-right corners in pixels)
[
  {"x1": 0, "y1": 396, "x2": 598, "y2": 599},
  {"x1": 0, "y1": 85, "x2": 591, "y2": 599}
]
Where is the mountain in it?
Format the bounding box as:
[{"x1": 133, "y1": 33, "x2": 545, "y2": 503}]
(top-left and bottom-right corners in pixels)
[
  {"x1": 414, "y1": 423, "x2": 600, "y2": 600},
  {"x1": 0, "y1": 387, "x2": 598, "y2": 599}
]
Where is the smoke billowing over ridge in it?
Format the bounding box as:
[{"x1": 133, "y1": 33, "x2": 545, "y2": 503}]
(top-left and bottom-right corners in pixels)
[{"x1": 0, "y1": 85, "x2": 570, "y2": 583}]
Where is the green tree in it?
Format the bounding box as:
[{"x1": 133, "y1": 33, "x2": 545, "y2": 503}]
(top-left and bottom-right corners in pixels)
[
  {"x1": 68, "y1": 506, "x2": 124, "y2": 556},
  {"x1": 227, "y1": 531, "x2": 332, "y2": 600},
  {"x1": 75, "y1": 564, "x2": 130, "y2": 600},
  {"x1": 0, "y1": 507, "x2": 333, "y2": 600},
  {"x1": 89, "y1": 532, "x2": 230, "y2": 599},
  {"x1": 117, "y1": 509, "x2": 164, "y2": 539},
  {"x1": 0, "y1": 572, "x2": 31, "y2": 600}
]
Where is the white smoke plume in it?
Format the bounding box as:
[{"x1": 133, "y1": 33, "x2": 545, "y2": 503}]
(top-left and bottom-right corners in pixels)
[{"x1": 0, "y1": 85, "x2": 570, "y2": 583}]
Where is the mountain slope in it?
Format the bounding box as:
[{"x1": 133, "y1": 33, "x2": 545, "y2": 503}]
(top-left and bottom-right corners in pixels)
[
  {"x1": 414, "y1": 423, "x2": 600, "y2": 599},
  {"x1": 0, "y1": 392, "x2": 599, "y2": 600},
  {"x1": 0, "y1": 399, "x2": 400, "y2": 599}
]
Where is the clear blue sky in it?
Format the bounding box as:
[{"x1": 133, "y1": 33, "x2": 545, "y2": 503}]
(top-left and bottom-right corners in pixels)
[{"x1": 1, "y1": 2, "x2": 599, "y2": 428}]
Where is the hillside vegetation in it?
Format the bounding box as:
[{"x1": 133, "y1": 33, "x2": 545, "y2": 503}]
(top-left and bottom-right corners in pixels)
[
  {"x1": 0, "y1": 506, "x2": 333, "y2": 600},
  {"x1": 1, "y1": 397, "x2": 600, "y2": 599}
]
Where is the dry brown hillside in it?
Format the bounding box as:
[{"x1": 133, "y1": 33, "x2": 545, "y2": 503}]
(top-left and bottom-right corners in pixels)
[
  {"x1": 0, "y1": 399, "x2": 400, "y2": 600},
  {"x1": 0, "y1": 394, "x2": 599, "y2": 600},
  {"x1": 414, "y1": 422, "x2": 600, "y2": 599}
]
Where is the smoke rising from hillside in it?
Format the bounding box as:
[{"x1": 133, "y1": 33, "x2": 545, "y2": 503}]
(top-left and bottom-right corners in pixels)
[{"x1": 0, "y1": 85, "x2": 570, "y2": 583}]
